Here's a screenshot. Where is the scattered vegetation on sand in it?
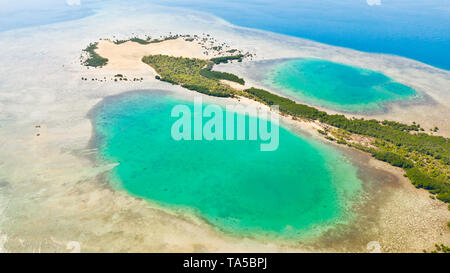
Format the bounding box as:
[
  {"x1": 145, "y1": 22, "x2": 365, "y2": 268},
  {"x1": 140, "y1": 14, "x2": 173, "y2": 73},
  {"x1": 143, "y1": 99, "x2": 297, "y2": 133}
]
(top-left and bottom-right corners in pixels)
[
  {"x1": 82, "y1": 42, "x2": 108, "y2": 67},
  {"x1": 424, "y1": 244, "x2": 450, "y2": 253},
  {"x1": 112, "y1": 39, "x2": 129, "y2": 45},
  {"x1": 210, "y1": 54, "x2": 245, "y2": 64},
  {"x1": 112, "y1": 35, "x2": 182, "y2": 46},
  {"x1": 148, "y1": 35, "x2": 180, "y2": 44}
]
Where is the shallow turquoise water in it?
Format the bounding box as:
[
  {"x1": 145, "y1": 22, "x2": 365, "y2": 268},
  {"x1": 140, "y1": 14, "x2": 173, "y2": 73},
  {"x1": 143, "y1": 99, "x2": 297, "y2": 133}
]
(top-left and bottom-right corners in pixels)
[
  {"x1": 266, "y1": 59, "x2": 418, "y2": 113},
  {"x1": 93, "y1": 92, "x2": 362, "y2": 238}
]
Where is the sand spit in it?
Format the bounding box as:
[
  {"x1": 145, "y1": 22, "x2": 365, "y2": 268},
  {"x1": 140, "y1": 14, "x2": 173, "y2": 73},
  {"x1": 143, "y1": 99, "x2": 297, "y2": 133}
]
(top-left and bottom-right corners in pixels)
[
  {"x1": 0, "y1": 3, "x2": 448, "y2": 252},
  {"x1": 95, "y1": 38, "x2": 210, "y2": 73}
]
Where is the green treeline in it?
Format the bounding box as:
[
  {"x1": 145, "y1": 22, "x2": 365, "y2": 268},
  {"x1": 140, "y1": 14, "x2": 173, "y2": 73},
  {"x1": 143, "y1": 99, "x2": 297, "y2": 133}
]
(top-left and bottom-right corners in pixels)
[
  {"x1": 245, "y1": 88, "x2": 449, "y2": 202},
  {"x1": 159, "y1": 77, "x2": 178, "y2": 85},
  {"x1": 210, "y1": 54, "x2": 244, "y2": 64},
  {"x1": 381, "y1": 120, "x2": 422, "y2": 132},
  {"x1": 245, "y1": 88, "x2": 449, "y2": 165},
  {"x1": 130, "y1": 37, "x2": 151, "y2": 45},
  {"x1": 406, "y1": 168, "x2": 450, "y2": 202},
  {"x1": 371, "y1": 150, "x2": 414, "y2": 168},
  {"x1": 181, "y1": 84, "x2": 231, "y2": 97},
  {"x1": 199, "y1": 68, "x2": 245, "y2": 85},
  {"x1": 142, "y1": 55, "x2": 235, "y2": 97},
  {"x1": 148, "y1": 35, "x2": 179, "y2": 44},
  {"x1": 245, "y1": 87, "x2": 325, "y2": 119},
  {"x1": 113, "y1": 39, "x2": 128, "y2": 45},
  {"x1": 82, "y1": 43, "x2": 108, "y2": 67}
]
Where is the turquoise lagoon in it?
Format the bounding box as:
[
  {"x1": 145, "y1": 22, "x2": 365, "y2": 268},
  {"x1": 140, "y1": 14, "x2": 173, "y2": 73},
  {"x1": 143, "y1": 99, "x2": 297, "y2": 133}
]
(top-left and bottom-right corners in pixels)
[
  {"x1": 93, "y1": 92, "x2": 363, "y2": 238},
  {"x1": 265, "y1": 59, "x2": 418, "y2": 113}
]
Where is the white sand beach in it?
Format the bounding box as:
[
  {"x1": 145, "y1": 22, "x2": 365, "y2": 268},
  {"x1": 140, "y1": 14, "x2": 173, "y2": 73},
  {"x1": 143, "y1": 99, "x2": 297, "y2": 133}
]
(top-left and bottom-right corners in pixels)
[{"x1": 95, "y1": 38, "x2": 211, "y2": 72}]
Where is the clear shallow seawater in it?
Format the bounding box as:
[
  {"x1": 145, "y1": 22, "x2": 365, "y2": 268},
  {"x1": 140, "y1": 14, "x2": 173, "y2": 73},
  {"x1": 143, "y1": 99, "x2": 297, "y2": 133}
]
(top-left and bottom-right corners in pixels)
[
  {"x1": 265, "y1": 58, "x2": 418, "y2": 113},
  {"x1": 93, "y1": 92, "x2": 362, "y2": 238}
]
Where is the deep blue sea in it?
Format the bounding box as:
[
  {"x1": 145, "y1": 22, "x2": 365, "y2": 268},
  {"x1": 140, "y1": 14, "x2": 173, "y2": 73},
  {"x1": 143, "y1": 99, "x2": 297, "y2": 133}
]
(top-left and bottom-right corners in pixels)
[
  {"x1": 2, "y1": 0, "x2": 449, "y2": 70},
  {"x1": 157, "y1": 0, "x2": 450, "y2": 70}
]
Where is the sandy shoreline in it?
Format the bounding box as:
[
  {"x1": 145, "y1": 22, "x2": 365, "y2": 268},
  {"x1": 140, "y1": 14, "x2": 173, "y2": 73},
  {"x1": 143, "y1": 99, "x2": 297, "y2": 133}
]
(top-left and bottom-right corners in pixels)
[{"x1": 0, "y1": 3, "x2": 448, "y2": 252}]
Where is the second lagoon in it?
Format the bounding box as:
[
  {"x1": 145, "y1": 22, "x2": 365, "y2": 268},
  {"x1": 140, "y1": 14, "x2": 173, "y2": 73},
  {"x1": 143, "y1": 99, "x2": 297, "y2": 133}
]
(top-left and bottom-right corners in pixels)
[{"x1": 265, "y1": 59, "x2": 418, "y2": 113}]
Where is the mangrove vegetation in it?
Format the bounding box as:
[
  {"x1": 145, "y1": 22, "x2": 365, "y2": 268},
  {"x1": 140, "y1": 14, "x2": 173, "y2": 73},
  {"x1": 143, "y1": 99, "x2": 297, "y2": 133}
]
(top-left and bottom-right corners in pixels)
[
  {"x1": 82, "y1": 42, "x2": 108, "y2": 67},
  {"x1": 142, "y1": 55, "x2": 236, "y2": 97},
  {"x1": 199, "y1": 66, "x2": 245, "y2": 85}
]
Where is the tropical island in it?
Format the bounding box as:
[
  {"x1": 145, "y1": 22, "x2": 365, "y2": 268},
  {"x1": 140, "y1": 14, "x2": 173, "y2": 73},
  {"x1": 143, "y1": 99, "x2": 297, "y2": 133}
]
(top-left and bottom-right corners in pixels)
[
  {"x1": 74, "y1": 34, "x2": 450, "y2": 253},
  {"x1": 83, "y1": 35, "x2": 449, "y2": 206},
  {"x1": 2, "y1": 0, "x2": 450, "y2": 255}
]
